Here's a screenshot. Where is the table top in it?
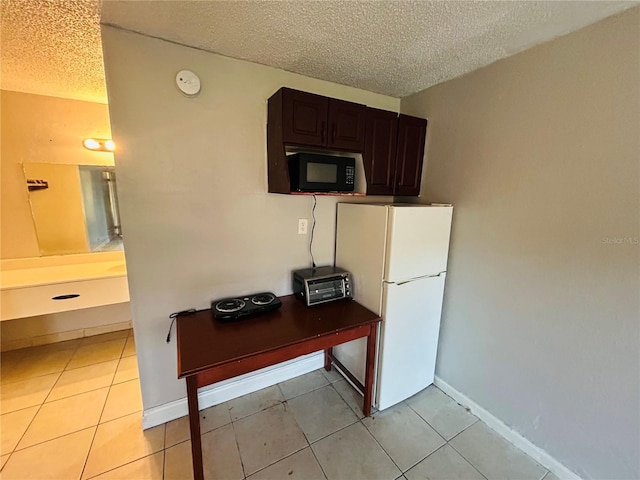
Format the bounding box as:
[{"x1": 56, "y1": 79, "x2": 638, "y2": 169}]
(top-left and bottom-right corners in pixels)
[{"x1": 176, "y1": 295, "x2": 381, "y2": 377}]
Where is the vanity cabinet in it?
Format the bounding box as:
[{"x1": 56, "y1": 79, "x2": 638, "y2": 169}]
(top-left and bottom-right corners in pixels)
[
  {"x1": 280, "y1": 88, "x2": 366, "y2": 152},
  {"x1": 363, "y1": 111, "x2": 427, "y2": 196},
  {"x1": 0, "y1": 253, "x2": 129, "y2": 321}
]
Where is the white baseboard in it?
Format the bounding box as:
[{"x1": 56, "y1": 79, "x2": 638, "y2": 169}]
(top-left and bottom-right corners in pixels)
[
  {"x1": 433, "y1": 376, "x2": 581, "y2": 480},
  {"x1": 142, "y1": 351, "x2": 324, "y2": 429}
]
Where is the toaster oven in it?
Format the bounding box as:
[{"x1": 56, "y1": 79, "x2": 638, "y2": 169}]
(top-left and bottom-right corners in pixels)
[{"x1": 292, "y1": 266, "x2": 352, "y2": 306}]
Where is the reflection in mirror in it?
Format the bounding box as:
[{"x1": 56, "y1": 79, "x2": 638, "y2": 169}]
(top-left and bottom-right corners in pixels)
[{"x1": 22, "y1": 163, "x2": 123, "y2": 256}]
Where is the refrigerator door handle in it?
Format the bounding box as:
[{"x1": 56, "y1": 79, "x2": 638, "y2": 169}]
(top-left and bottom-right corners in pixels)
[{"x1": 388, "y1": 271, "x2": 447, "y2": 286}]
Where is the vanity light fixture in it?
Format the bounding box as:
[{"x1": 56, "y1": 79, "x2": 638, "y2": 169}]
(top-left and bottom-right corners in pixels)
[{"x1": 83, "y1": 138, "x2": 115, "y2": 152}]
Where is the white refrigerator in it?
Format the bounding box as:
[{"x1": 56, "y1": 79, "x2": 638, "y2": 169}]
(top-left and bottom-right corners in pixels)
[{"x1": 334, "y1": 203, "x2": 453, "y2": 410}]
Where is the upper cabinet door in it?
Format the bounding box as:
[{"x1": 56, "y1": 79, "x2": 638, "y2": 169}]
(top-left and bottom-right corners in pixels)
[
  {"x1": 327, "y1": 99, "x2": 366, "y2": 152},
  {"x1": 363, "y1": 108, "x2": 398, "y2": 195},
  {"x1": 282, "y1": 88, "x2": 328, "y2": 147},
  {"x1": 394, "y1": 115, "x2": 427, "y2": 196}
]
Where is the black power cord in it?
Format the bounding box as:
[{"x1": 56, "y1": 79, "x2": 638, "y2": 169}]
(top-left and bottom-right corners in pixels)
[
  {"x1": 309, "y1": 195, "x2": 317, "y2": 268},
  {"x1": 166, "y1": 308, "x2": 196, "y2": 343}
]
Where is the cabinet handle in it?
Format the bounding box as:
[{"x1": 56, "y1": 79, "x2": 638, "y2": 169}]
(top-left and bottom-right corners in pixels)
[
  {"x1": 321, "y1": 122, "x2": 326, "y2": 143},
  {"x1": 331, "y1": 124, "x2": 336, "y2": 143},
  {"x1": 52, "y1": 294, "x2": 80, "y2": 300}
]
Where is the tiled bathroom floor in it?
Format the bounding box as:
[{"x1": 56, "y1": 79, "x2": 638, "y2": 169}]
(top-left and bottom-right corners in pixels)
[{"x1": 1, "y1": 331, "x2": 559, "y2": 480}]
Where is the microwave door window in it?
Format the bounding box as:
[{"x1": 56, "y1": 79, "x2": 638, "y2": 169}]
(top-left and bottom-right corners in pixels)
[{"x1": 307, "y1": 163, "x2": 337, "y2": 183}]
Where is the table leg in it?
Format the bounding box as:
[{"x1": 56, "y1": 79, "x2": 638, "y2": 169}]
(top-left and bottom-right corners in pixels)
[
  {"x1": 186, "y1": 376, "x2": 204, "y2": 480},
  {"x1": 363, "y1": 324, "x2": 378, "y2": 417},
  {"x1": 324, "y1": 347, "x2": 333, "y2": 371}
]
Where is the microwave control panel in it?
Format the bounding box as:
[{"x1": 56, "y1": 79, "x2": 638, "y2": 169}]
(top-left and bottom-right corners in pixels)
[{"x1": 346, "y1": 166, "x2": 355, "y2": 185}]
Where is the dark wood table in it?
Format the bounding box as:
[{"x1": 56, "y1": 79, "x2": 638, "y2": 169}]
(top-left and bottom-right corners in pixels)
[{"x1": 176, "y1": 294, "x2": 381, "y2": 480}]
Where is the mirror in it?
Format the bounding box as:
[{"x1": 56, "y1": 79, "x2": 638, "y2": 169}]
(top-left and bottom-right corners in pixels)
[{"x1": 23, "y1": 163, "x2": 123, "y2": 256}]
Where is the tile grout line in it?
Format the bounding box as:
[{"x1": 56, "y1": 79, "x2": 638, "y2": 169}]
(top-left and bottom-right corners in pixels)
[
  {"x1": 230, "y1": 399, "x2": 310, "y2": 477},
  {"x1": 327, "y1": 378, "x2": 364, "y2": 419},
  {"x1": 62, "y1": 338, "x2": 128, "y2": 373},
  {"x1": 278, "y1": 379, "x2": 331, "y2": 402},
  {"x1": 220, "y1": 371, "x2": 335, "y2": 425},
  {"x1": 4, "y1": 340, "x2": 82, "y2": 402},
  {"x1": 0, "y1": 453, "x2": 9, "y2": 474},
  {"x1": 0, "y1": 333, "x2": 131, "y2": 475},
  {"x1": 161, "y1": 446, "x2": 166, "y2": 480},
  {"x1": 356, "y1": 414, "x2": 408, "y2": 476},
  {"x1": 286, "y1": 381, "x2": 362, "y2": 446},
  {"x1": 229, "y1": 416, "x2": 249, "y2": 479},
  {"x1": 445, "y1": 415, "x2": 480, "y2": 443},
  {"x1": 404, "y1": 394, "x2": 481, "y2": 442},
  {"x1": 336, "y1": 383, "x2": 483, "y2": 477},
  {"x1": 41, "y1": 361, "x2": 121, "y2": 405},
  {"x1": 308, "y1": 443, "x2": 330, "y2": 480},
  {"x1": 9, "y1": 425, "x2": 98, "y2": 457},
  {"x1": 288, "y1": 372, "x2": 336, "y2": 475},
  {"x1": 444, "y1": 433, "x2": 491, "y2": 480},
  {"x1": 82, "y1": 451, "x2": 160, "y2": 480},
  {"x1": 307, "y1": 415, "x2": 361, "y2": 447},
  {"x1": 97, "y1": 383, "x2": 144, "y2": 425},
  {"x1": 0, "y1": 347, "x2": 73, "y2": 388},
  {"x1": 78, "y1": 347, "x2": 126, "y2": 480},
  {"x1": 7, "y1": 377, "x2": 60, "y2": 455},
  {"x1": 2, "y1": 343, "x2": 110, "y2": 454},
  {"x1": 277, "y1": 380, "x2": 395, "y2": 478},
  {"x1": 229, "y1": 379, "x2": 320, "y2": 478},
  {"x1": 411, "y1": 404, "x2": 488, "y2": 480},
  {"x1": 77, "y1": 386, "x2": 146, "y2": 477},
  {"x1": 405, "y1": 442, "x2": 449, "y2": 475},
  {"x1": 11, "y1": 404, "x2": 146, "y2": 469},
  {"x1": 247, "y1": 444, "x2": 311, "y2": 478}
]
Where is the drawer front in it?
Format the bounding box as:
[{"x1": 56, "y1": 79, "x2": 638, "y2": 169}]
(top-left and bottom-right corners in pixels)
[{"x1": 1, "y1": 276, "x2": 130, "y2": 321}]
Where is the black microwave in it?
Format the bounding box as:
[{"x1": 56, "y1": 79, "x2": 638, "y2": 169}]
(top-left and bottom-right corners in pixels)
[{"x1": 288, "y1": 153, "x2": 355, "y2": 193}]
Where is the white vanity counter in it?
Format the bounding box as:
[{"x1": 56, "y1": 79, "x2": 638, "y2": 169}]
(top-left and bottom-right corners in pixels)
[{"x1": 1, "y1": 251, "x2": 130, "y2": 321}]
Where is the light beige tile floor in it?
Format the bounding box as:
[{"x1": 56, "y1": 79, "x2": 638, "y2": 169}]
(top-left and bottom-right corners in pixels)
[{"x1": 0, "y1": 332, "x2": 558, "y2": 480}]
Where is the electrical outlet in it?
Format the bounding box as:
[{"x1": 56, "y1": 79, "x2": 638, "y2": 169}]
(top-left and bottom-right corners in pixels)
[{"x1": 298, "y1": 218, "x2": 308, "y2": 235}]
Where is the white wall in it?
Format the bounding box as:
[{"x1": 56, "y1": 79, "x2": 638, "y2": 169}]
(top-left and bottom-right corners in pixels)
[
  {"x1": 101, "y1": 26, "x2": 399, "y2": 415},
  {"x1": 400, "y1": 8, "x2": 639, "y2": 479}
]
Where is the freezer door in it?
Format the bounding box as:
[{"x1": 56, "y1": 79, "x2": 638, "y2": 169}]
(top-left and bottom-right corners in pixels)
[
  {"x1": 385, "y1": 205, "x2": 453, "y2": 282},
  {"x1": 376, "y1": 274, "x2": 446, "y2": 410}
]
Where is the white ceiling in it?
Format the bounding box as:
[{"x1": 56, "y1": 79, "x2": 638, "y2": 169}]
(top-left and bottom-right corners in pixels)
[{"x1": 1, "y1": 1, "x2": 635, "y2": 103}]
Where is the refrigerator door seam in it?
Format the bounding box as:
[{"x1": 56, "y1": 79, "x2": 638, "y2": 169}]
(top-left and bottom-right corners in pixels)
[{"x1": 384, "y1": 271, "x2": 447, "y2": 286}]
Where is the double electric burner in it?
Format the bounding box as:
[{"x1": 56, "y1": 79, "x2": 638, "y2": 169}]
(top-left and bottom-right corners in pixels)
[{"x1": 212, "y1": 292, "x2": 282, "y2": 321}]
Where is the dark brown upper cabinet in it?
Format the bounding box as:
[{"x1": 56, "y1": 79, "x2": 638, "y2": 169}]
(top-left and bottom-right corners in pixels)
[
  {"x1": 281, "y1": 89, "x2": 328, "y2": 147},
  {"x1": 394, "y1": 115, "x2": 427, "y2": 196},
  {"x1": 363, "y1": 108, "x2": 398, "y2": 195},
  {"x1": 326, "y1": 98, "x2": 367, "y2": 151},
  {"x1": 267, "y1": 87, "x2": 426, "y2": 196},
  {"x1": 362, "y1": 111, "x2": 427, "y2": 196},
  {"x1": 280, "y1": 88, "x2": 366, "y2": 152}
]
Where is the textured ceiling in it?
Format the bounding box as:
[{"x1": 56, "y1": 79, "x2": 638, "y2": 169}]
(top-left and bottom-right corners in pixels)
[
  {"x1": 1, "y1": 0, "x2": 106, "y2": 103},
  {"x1": 1, "y1": 1, "x2": 636, "y2": 103}
]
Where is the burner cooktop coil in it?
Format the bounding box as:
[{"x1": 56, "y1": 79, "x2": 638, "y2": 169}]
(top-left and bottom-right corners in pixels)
[
  {"x1": 211, "y1": 292, "x2": 281, "y2": 321},
  {"x1": 215, "y1": 299, "x2": 245, "y2": 313}
]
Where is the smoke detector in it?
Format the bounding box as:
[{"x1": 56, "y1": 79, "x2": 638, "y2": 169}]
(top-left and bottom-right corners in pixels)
[{"x1": 176, "y1": 70, "x2": 201, "y2": 97}]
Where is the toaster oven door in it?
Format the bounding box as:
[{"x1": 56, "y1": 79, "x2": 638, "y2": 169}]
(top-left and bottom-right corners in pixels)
[{"x1": 306, "y1": 277, "x2": 346, "y2": 305}]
